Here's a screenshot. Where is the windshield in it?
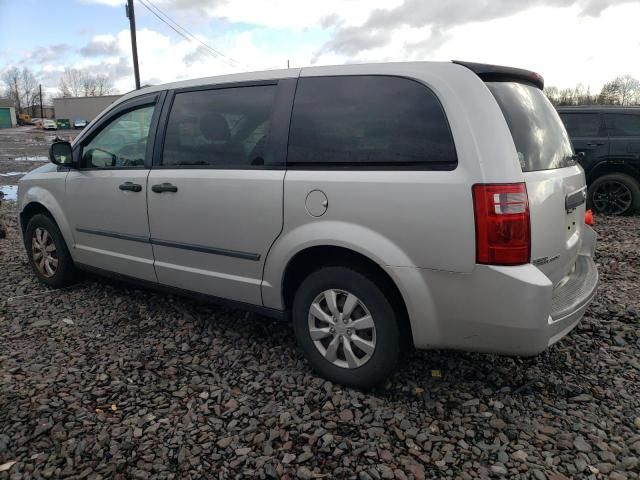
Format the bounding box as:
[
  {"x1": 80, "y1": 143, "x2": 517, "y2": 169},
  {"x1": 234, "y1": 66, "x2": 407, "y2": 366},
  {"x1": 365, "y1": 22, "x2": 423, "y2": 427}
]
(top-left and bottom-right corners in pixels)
[{"x1": 487, "y1": 82, "x2": 575, "y2": 172}]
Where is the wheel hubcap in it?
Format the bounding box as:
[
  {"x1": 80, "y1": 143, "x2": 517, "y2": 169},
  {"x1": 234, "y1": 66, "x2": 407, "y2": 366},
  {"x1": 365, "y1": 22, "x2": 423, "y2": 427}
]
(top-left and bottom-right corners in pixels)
[
  {"x1": 308, "y1": 289, "x2": 376, "y2": 369},
  {"x1": 592, "y1": 181, "x2": 632, "y2": 215},
  {"x1": 31, "y1": 227, "x2": 58, "y2": 277}
]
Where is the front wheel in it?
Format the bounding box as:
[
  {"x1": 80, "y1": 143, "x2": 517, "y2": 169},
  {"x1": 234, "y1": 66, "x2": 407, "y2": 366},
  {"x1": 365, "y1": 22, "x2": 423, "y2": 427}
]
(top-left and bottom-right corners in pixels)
[
  {"x1": 292, "y1": 266, "x2": 402, "y2": 388},
  {"x1": 589, "y1": 173, "x2": 640, "y2": 216},
  {"x1": 25, "y1": 214, "x2": 76, "y2": 288}
]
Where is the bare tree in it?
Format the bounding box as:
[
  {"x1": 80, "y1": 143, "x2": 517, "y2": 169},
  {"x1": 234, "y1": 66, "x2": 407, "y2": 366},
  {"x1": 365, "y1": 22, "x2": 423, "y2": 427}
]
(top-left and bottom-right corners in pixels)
[
  {"x1": 21, "y1": 68, "x2": 39, "y2": 114},
  {"x1": 2, "y1": 66, "x2": 23, "y2": 112},
  {"x1": 93, "y1": 75, "x2": 114, "y2": 96},
  {"x1": 59, "y1": 68, "x2": 115, "y2": 97},
  {"x1": 598, "y1": 79, "x2": 622, "y2": 105},
  {"x1": 616, "y1": 75, "x2": 640, "y2": 106},
  {"x1": 59, "y1": 68, "x2": 84, "y2": 97}
]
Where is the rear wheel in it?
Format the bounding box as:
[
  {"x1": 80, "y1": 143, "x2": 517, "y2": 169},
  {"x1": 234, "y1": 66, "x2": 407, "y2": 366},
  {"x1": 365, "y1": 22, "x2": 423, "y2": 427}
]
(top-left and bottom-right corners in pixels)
[
  {"x1": 292, "y1": 266, "x2": 402, "y2": 388},
  {"x1": 25, "y1": 214, "x2": 76, "y2": 288},
  {"x1": 589, "y1": 173, "x2": 640, "y2": 216}
]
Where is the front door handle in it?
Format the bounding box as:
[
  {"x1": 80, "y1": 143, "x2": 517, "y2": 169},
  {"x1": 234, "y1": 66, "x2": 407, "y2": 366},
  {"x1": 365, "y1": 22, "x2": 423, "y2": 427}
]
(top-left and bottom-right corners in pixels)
[
  {"x1": 119, "y1": 182, "x2": 142, "y2": 192},
  {"x1": 151, "y1": 183, "x2": 178, "y2": 193}
]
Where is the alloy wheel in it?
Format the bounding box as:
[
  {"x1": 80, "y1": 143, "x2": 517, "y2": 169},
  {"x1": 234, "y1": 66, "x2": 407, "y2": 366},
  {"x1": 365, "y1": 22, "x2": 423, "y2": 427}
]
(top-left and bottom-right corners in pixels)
[
  {"x1": 31, "y1": 227, "x2": 58, "y2": 277},
  {"x1": 592, "y1": 180, "x2": 633, "y2": 215},
  {"x1": 307, "y1": 289, "x2": 376, "y2": 369}
]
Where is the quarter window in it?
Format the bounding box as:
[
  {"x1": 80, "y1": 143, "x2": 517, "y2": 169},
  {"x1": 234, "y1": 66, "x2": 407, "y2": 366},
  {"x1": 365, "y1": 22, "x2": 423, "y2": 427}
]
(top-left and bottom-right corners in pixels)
[
  {"x1": 162, "y1": 85, "x2": 277, "y2": 167},
  {"x1": 560, "y1": 113, "x2": 603, "y2": 137},
  {"x1": 82, "y1": 105, "x2": 155, "y2": 169},
  {"x1": 605, "y1": 114, "x2": 640, "y2": 136},
  {"x1": 287, "y1": 76, "x2": 457, "y2": 169}
]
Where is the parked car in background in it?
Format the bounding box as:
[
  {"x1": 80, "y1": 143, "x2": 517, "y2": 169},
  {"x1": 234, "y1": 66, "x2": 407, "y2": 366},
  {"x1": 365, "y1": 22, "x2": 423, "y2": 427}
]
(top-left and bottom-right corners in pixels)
[
  {"x1": 18, "y1": 61, "x2": 598, "y2": 387},
  {"x1": 73, "y1": 119, "x2": 88, "y2": 129},
  {"x1": 30, "y1": 118, "x2": 42, "y2": 126},
  {"x1": 42, "y1": 119, "x2": 58, "y2": 130},
  {"x1": 557, "y1": 106, "x2": 640, "y2": 215}
]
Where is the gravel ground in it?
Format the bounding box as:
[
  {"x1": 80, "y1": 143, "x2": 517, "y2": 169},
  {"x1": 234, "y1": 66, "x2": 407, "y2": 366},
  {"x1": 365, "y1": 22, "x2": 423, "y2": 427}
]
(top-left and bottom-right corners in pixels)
[{"x1": 0, "y1": 199, "x2": 639, "y2": 480}]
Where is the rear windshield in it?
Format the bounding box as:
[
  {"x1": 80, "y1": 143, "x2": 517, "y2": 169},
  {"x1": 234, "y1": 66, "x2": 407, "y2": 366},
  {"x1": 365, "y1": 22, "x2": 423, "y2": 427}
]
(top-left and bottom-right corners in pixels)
[{"x1": 487, "y1": 82, "x2": 575, "y2": 172}]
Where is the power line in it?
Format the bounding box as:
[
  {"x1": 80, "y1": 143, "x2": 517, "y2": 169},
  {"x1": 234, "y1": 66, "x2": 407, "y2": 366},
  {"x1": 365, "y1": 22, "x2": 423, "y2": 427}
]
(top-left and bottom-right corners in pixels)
[{"x1": 137, "y1": 0, "x2": 245, "y2": 69}]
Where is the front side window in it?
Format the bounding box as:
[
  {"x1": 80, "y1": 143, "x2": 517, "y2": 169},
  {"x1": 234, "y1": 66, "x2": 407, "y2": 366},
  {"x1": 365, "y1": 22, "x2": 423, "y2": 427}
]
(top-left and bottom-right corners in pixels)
[
  {"x1": 287, "y1": 76, "x2": 457, "y2": 169},
  {"x1": 605, "y1": 114, "x2": 640, "y2": 136},
  {"x1": 82, "y1": 105, "x2": 155, "y2": 169},
  {"x1": 560, "y1": 113, "x2": 603, "y2": 137},
  {"x1": 162, "y1": 85, "x2": 277, "y2": 167}
]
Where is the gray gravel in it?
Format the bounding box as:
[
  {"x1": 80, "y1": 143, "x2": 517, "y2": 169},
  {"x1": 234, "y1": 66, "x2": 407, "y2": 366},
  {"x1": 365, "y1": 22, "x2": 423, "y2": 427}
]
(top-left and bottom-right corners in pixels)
[{"x1": 1, "y1": 199, "x2": 639, "y2": 479}]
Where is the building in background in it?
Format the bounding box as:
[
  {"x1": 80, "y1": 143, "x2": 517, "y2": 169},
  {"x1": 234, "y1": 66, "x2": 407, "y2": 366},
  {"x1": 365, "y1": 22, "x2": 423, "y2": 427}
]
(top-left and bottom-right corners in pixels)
[
  {"x1": 53, "y1": 95, "x2": 122, "y2": 122},
  {"x1": 24, "y1": 104, "x2": 55, "y2": 119},
  {"x1": 0, "y1": 99, "x2": 17, "y2": 128}
]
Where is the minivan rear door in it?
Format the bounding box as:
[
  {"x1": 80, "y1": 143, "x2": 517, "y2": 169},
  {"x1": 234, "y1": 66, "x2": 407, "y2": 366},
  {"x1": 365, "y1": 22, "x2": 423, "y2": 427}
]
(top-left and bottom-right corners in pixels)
[{"x1": 487, "y1": 82, "x2": 586, "y2": 285}]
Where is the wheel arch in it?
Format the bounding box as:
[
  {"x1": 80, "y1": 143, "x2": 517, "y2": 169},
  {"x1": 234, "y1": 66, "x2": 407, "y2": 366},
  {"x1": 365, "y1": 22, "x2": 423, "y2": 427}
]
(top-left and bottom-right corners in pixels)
[
  {"x1": 19, "y1": 188, "x2": 74, "y2": 251},
  {"x1": 586, "y1": 161, "x2": 640, "y2": 185},
  {"x1": 277, "y1": 244, "x2": 414, "y2": 346}
]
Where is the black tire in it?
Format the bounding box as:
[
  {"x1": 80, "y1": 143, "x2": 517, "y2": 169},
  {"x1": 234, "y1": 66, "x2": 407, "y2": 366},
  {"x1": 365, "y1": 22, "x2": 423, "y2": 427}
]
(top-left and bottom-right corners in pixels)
[
  {"x1": 292, "y1": 266, "x2": 402, "y2": 389},
  {"x1": 588, "y1": 173, "x2": 640, "y2": 216},
  {"x1": 25, "y1": 214, "x2": 76, "y2": 288}
]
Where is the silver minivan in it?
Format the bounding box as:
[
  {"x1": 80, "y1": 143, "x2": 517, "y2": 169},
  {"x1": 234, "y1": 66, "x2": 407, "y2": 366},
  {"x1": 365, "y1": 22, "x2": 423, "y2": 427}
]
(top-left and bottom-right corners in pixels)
[{"x1": 18, "y1": 61, "x2": 598, "y2": 387}]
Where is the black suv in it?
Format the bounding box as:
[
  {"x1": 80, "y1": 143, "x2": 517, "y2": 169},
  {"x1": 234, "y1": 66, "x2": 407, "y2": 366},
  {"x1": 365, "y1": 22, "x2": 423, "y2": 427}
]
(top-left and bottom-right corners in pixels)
[{"x1": 557, "y1": 106, "x2": 640, "y2": 215}]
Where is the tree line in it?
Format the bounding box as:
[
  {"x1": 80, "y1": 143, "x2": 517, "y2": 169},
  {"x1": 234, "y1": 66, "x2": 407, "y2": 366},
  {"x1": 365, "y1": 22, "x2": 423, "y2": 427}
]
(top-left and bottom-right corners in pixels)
[
  {"x1": 1, "y1": 66, "x2": 115, "y2": 116},
  {"x1": 545, "y1": 75, "x2": 640, "y2": 106}
]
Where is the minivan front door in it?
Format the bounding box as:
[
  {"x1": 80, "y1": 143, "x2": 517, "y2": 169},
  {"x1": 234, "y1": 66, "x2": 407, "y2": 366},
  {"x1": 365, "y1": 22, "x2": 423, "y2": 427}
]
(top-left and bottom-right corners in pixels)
[
  {"x1": 146, "y1": 81, "x2": 294, "y2": 305},
  {"x1": 66, "y1": 96, "x2": 162, "y2": 282}
]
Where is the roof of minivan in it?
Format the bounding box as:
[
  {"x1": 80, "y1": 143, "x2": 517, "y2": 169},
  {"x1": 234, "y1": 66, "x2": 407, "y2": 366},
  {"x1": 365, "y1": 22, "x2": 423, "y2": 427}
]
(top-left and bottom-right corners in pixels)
[{"x1": 116, "y1": 60, "x2": 544, "y2": 104}]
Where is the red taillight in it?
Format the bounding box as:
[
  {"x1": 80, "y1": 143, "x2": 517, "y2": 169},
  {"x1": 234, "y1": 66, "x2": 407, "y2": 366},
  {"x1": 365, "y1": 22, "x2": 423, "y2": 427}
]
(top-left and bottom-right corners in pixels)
[{"x1": 472, "y1": 183, "x2": 530, "y2": 266}]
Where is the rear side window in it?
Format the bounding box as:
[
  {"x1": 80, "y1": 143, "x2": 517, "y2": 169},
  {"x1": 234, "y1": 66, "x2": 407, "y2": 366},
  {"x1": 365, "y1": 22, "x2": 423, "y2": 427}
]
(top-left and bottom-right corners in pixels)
[
  {"x1": 162, "y1": 85, "x2": 276, "y2": 168},
  {"x1": 605, "y1": 114, "x2": 640, "y2": 136},
  {"x1": 560, "y1": 113, "x2": 603, "y2": 137},
  {"x1": 487, "y1": 82, "x2": 575, "y2": 172},
  {"x1": 287, "y1": 76, "x2": 457, "y2": 169}
]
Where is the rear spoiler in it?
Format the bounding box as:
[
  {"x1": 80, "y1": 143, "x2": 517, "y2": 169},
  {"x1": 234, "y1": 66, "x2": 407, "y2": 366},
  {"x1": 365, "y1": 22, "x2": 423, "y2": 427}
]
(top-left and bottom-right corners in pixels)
[{"x1": 452, "y1": 60, "x2": 544, "y2": 90}]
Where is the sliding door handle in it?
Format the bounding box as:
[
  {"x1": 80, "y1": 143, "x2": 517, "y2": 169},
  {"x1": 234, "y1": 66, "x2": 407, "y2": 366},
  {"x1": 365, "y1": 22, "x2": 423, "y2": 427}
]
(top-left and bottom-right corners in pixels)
[
  {"x1": 152, "y1": 183, "x2": 178, "y2": 193},
  {"x1": 119, "y1": 182, "x2": 142, "y2": 192}
]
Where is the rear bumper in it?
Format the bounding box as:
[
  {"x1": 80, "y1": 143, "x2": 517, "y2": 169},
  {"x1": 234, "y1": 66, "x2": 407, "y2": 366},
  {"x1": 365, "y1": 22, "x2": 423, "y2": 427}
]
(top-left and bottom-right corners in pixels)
[{"x1": 389, "y1": 226, "x2": 598, "y2": 355}]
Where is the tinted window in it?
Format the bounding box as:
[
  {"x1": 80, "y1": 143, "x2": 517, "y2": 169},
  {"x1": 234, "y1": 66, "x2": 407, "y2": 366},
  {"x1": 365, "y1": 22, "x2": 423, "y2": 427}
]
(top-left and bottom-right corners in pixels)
[
  {"x1": 560, "y1": 113, "x2": 602, "y2": 137},
  {"x1": 82, "y1": 105, "x2": 155, "y2": 169},
  {"x1": 487, "y1": 82, "x2": 575, "y2": 172},
  {"x1": 162, "y1": 85, "x2": 276, "y2": 167},
  {"x1": 287, "y1": 76, "x2": 457, "y2": 169},
  {"x1": 605, "y1": 114, "x2": 640, "y2": 136}
]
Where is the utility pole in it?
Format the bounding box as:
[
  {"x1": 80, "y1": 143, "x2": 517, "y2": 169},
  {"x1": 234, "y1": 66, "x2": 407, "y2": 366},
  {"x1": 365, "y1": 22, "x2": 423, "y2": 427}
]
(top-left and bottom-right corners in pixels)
[
  {"x1": 125, "y1": 0, "x2": 141, "y2": 89},
  {"x1": 287, "y1": 59, "x2": 290, "y2": 69},
  {"x1": 39, "y1": 84, "x2": 43, "y2": 119}
]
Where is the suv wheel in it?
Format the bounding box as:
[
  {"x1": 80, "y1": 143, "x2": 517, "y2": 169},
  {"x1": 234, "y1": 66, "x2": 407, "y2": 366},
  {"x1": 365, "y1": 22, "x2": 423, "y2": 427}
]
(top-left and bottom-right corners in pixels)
[
  {"x1": 589, "y1": 173, "x2": 640, "y2": 216},
  {"x1": 292, "y1": 266, "x2": 402, "y2": 388},
  {"x1": 25, "y1": 214, "x2": 76, "y2": 287}
]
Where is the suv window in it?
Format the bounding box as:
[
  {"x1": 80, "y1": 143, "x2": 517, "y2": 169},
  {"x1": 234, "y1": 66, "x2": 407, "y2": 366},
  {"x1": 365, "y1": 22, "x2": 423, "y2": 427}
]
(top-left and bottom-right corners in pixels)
[
  {"x1": 162, "y1": 85, "x2": 277, "y2": 167},
  {"x1": 605, "y1": 114, "x2": 640, "y2": 136},
  {"x1": 287, "y1": 76, "x2": 457, "y2": 169},
  {"x1": 487, "y1": 82, "x2": 575, "y2": 172},
  {"x1": 82, "y1": 105, "x2": 155, "y2": 168},
  {"x1": 559, "y1": 113, "x2": 603, "y2": 137}
]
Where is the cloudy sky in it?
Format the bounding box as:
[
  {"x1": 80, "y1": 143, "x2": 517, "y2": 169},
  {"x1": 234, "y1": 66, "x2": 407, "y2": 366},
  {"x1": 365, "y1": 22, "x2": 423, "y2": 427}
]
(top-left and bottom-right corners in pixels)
[{"x1": 1, "y1": 0, "x2": 639, "y2": 97}]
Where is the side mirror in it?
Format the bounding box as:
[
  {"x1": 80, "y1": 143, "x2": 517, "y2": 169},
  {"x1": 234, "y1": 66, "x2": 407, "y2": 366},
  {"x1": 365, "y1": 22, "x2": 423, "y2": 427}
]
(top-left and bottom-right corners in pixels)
[{"x1": 49, "y1": 141, "x2": 75, "y2": 167}]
